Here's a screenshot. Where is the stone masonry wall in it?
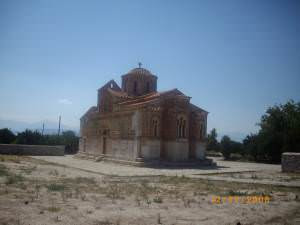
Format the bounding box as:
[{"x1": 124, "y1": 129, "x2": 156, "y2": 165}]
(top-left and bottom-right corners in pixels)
[
  {"x1": 282, "y1": 152, "x2": 300, "y2": 173},
  {"x1": 0, "y1": 144, "x2": 65, "y2": 156}
]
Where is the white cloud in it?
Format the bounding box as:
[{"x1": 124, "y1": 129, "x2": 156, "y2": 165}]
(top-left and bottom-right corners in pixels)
[{"x1": 58, "y1": 99, "x2": 72, "y2": 105}]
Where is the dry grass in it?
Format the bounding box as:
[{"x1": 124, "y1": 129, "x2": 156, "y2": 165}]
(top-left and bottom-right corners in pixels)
[
  {"x1": 47, "y1": 206, "x2": 61, "y2": 212},
  {"x1": 0, "y1": 164, "x2": 9, "y2": 176},
  {"x1": 0, "y1": 155, "x2": 22, "y2": 163},
  {"x1": 0, "y1": 155, "x2": 299, "y2": 225},
  {"x1": 5, "y1": 173, "x2": 24, "y2": 185}
]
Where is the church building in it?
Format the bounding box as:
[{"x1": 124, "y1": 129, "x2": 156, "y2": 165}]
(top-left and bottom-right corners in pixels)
[{"x1": 79, "y1": 65, "x2": 208, "y2": 162}]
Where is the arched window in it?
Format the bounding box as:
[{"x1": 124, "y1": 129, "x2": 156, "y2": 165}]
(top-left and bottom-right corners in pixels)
[
  {"x1": 134, "y1": 81, "x2": 137, "y2": 94},
  {"x1": 176, "y1": 119, "x2": 180, "y2": 137},
  {"x1": 182, "y1": 119, "x2": 186, "y2": 137},
  {"x1": 146, "y1": 82, "x2": 150, "y2": 92},
  {"x1": 199, "y1": 124, "x2": 203, "y2": 139},
  {"x1": 152, "y1": 118, "x2": 159, "y2": 137},
  {"x1": 177, "y1": 116, "x2": 187, "y2": 138}
]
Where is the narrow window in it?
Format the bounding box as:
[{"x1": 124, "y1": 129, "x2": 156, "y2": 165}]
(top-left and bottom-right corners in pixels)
[
  {"x1": 182, "y1": 120, "x2": 186, "y2": 138},
  {"x1": 152, "y1": 119, "x2": 158, "y2": 137},
  {"x1": 176, "y1": 119, "x2": 180, "y2": 137},
  {"x1": 134, "y1": 81, "x2": 137, "y2": 94},
  {"x1": 177, "y1": 116, "x2": 186, "y2": 138},
  {"x1": 200, "y1": 124, "x2": 203, "y2": 139},
  {"x1": 146, "y1": 82, "x2": 150, "y2": 92},
  {"x1": 180, "y1": 117, "x2": 183, "y2": 138}
]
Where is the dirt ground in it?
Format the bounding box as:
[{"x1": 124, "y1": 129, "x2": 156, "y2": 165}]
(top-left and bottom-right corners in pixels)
[
  {"x1": 31, "y1": 156, "x2": 281, "y2": 177},
  {"x1": 31, "y1": 155, "x2": 300, "y2": 187},
  {"x1": 0, "y1": 155, "x2": 300, "y2": 225}
]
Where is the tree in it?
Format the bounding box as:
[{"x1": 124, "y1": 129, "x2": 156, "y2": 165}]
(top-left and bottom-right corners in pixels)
[
  {"x1": 41, "y1": 130, "x2": 79, "y2": 154},
  {"x1": 1, "y1": 128, "x2": 79, "y2": 154},
  {"x1": 61, "y1": 131, "x2": 79, "y2": 154},
  {"x1": 243, "y1": 100, "x2": 300, "y2": 163},
  {"x1": 16, "y1": 129, "x2": 44, "y2": 145},
  {"x1": 231, "y1": 140, "x2": 244, "y2": 156},
  {"x1": 0, "y1": 128, "x2": 16, "y2": 144},
  {"x1": 206, "y1": 128, "x2": 220, "y2": 151},
  {"x1": 220, "y1": 135, "x2": 232, "y2": 160},
  {"x1": 243, "y1": 134, "x2": 260, "y2": 161}
]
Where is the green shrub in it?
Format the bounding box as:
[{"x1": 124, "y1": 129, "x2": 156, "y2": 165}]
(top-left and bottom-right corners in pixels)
[
  {"x1": 47, "y1": 183, "x2": 66, "y2": 192},
  {"x1": 5, "y1": 174, "x2": 24, "y2": 185},
  {"x1": 0, "y1": 164, "x2": 9, "y2": 177},
  {"x1": 153, "y1": 196, "x2": 163, "y2": 203},
  {"x1": 0, "y1": 128, "x2": 16, "y2": 144}
]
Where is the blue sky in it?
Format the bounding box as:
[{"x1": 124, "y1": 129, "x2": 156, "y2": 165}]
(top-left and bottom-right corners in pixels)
[{"x1": 0, "y1": 0, "x2": 299, "y2": 140}]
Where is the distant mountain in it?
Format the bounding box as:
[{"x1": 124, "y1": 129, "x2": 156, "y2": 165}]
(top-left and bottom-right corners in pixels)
[{"x1": 0, "y1": 119, "x2": 79, "y2": 135}]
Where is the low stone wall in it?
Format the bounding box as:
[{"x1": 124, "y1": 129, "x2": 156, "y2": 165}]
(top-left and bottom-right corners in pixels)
[
  {"x1": 0, "y1": 144, "x2": 65, "y2": 156},
  {"x1": 282, "y1": 152, "x2": 300, "y2": 173}
]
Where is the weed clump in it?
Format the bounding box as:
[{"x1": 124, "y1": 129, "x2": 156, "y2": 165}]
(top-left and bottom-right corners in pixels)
[
  {"x1": 224, "y1": 190, "x2": 248, "y2": 196},
  {"x1": 0, "y1": 164, "x2": 9, "y2": 177},
  {"x1": 74, "y1": 177, "x2": 96, "y2": 184},
  {"x1": 106, "y1": 184, "x2": 124, "y2": 201},
  {"x1": 47, "y1": 206, "x2": 61, "y2": 212},
  {"x1": 5, "y1": 174, "x2": 24, "y2": 185},
  {"x1": 47, "y1": 183, "x2": 66, "y2": 192},
  {"x1": 153, "y1": 195, "x2": 163, "y2": 203}
]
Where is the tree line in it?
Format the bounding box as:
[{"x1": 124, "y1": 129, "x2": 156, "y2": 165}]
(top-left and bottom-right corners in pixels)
[
  {"x1": 0, "y1": 129, "x2": 79, "y2": 154},
  {"x1": 206, "y1": 100, "x2": 300, "y2": 163}
]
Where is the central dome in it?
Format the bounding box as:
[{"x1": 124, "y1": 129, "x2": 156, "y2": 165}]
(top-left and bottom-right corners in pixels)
[
  {"x1": 122, "y1": 66, "x2": 158, "y2": 96},
  {"x1": 128, "y1": 67, "x2": 153, "y2": 75}
]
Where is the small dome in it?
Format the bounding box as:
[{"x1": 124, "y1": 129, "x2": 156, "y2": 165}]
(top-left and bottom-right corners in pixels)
[{"x1": 127, "y1": 67, "x2": 153, "y2": 76}]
